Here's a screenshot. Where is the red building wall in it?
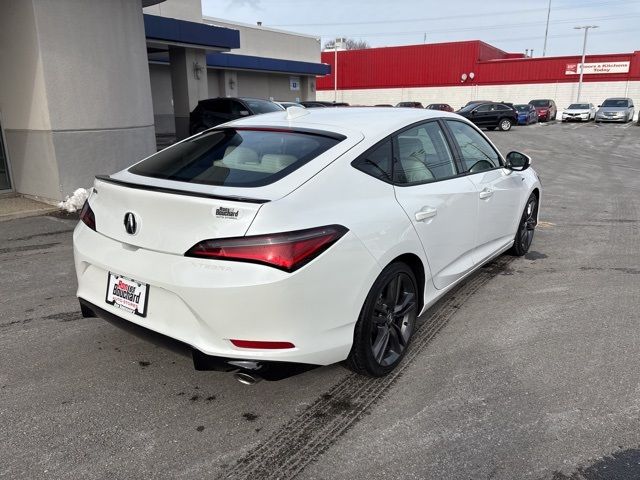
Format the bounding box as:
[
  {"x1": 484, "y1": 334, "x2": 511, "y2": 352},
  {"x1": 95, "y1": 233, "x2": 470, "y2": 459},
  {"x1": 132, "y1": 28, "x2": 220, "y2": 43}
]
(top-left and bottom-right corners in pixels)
[{"x1": 318, "y1": 41, "x2": 640, "y2": 90}]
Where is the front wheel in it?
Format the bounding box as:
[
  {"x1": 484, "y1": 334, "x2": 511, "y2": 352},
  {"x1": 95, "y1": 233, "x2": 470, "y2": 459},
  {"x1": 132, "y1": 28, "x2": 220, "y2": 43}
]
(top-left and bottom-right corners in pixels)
[
  {"x1": 346, "y1": 263, "x2": 419, "y2": 377},
  {"x1": 510, "y1": 193, "x2": 538, "y2": 256},
  {"x1": 499, "y1": 118, "x2": 513, "y2": 131}
]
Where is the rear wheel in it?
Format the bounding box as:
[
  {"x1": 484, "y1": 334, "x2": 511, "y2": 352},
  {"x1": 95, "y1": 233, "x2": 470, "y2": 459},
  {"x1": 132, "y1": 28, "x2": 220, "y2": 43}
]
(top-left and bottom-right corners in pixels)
[
  {"x1": 346, "y1": 263, "x2": 418, "y2": 377},
  {"x1": 510, "y1": 193, "x2": 538, "y2": 256},
  {"x1": 499, "y1": 118, "x2": 513, "y2": 131}
]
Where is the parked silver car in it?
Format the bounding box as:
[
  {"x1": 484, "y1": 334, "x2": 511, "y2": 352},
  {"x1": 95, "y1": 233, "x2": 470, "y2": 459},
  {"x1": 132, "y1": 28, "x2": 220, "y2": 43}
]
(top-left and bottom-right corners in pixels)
[{"x1": 595, "y1": 98, "x2": 635, "y2": 123}]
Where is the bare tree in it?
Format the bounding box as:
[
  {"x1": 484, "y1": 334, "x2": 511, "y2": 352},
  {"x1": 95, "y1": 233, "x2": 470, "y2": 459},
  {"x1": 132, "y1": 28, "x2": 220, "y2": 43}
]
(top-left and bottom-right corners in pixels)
[{"x1": 324, "y1": 38, "x2": 370, "y2": 50}]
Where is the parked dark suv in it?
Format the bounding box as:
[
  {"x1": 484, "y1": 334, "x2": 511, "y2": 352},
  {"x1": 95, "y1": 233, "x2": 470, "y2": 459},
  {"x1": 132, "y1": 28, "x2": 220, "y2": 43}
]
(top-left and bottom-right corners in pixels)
[
  {"x1": 456, "y1": 102, "x2": 517, "y2": 131},
  {"x1": 189, "y1": 97, "x2": 283, "y2": 134},
  {"x1": 529, "y1": 99, "x2": 557, "y2": 122}
]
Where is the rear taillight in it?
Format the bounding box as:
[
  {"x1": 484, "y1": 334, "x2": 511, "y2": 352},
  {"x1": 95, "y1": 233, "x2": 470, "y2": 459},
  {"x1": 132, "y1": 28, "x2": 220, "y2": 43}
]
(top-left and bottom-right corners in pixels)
[
  {"x1": 185, "y1": 225, "x2": 348, "y2": 272},
  {"x1": 79, "y1": 201, "x2": 96, "y2": 231}
]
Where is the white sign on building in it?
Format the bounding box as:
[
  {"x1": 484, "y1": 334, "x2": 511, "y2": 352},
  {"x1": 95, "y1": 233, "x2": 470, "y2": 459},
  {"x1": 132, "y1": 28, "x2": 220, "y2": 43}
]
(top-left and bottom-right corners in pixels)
[
  {"x1": 289, "y1": 76, "x2": 301, "y2": 91},
  {"x1": 565, "y1": 61, "x2": 630, "y2": 75}
]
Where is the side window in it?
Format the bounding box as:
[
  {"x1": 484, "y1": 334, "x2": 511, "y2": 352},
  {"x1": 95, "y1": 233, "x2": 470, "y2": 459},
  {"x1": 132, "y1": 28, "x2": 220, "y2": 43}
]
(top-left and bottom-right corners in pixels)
[
  {"x1": 475, "y1": 104, "x2": 491, "y2": 113},
  {"x1": 229, "y1": 100, "x2": 245, "y2": 116},
  {"x1": 352, "y1": 139, "x2": 393, "y2": 183},
  {"x1": 445, "y1": 120, "x2": 501, "y2": 173},
  {"x1": 393, "y1": 122, "x2": 457, "y2": 185},
  {"x1": 495, "y1": 104, "x2": 510, "y2": 111},
  {"x1": 214, "y1": 99, "x2": 232, "y2": 114}
]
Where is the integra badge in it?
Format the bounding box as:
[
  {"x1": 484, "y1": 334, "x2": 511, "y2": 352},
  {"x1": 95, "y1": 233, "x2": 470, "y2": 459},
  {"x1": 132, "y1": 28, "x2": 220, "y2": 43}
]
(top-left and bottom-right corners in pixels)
[{"x1": 215, "y1": 207, "x2": 239, "y2": 219}]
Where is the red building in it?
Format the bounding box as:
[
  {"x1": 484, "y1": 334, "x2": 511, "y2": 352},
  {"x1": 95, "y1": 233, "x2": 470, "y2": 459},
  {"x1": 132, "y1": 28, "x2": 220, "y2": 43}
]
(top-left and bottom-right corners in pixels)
[{"x1": 317, "y1": 40, "x2": 640, "y2": 109}]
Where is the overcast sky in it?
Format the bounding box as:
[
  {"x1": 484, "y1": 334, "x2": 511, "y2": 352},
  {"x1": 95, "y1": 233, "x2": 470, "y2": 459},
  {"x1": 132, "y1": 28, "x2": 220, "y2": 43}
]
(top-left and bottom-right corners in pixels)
[{"x1": 202, "y1": 0, "x2": 640, "y2": 57}]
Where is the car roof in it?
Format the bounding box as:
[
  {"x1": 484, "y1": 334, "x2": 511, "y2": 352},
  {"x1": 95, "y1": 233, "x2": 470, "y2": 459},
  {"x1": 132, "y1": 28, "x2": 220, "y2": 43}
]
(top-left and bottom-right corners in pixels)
[{"x1": 224, "y1": 106, "x2": 462, "y2": 139}]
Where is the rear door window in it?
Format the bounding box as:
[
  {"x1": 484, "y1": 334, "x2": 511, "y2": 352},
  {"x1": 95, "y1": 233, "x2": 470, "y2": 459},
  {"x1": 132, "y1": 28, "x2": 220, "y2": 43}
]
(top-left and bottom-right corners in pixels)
[
  {"x1": 129, "y1": 129, "x2": 343, "y2": 187},
  {"x1": 394, "y1": 122, "x2": 457, "y2": 184}
]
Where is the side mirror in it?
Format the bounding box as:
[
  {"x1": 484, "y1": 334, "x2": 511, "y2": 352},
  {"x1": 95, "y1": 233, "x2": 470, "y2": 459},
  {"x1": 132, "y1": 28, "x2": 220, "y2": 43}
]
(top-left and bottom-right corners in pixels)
[
  {"x1": 505, "y1": 151, "x2": 531, "y2": 171},
  {"x1": 597, "y1": 105, "x2": 601, "y2": 108},
  {"x1": 239, "y1": 110, "x2": 250, "y2": 116}
]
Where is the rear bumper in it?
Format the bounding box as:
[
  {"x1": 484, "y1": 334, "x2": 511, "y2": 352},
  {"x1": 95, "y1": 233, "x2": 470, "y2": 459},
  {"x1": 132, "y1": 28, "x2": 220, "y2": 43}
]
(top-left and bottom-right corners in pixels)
[
  {"x1": 79, "y1": 298, "x2": 318, "y2": 379},
  {"x1": 596, "y1": 116, "x2": 626, "y2": 122},
  {"x1": 73, "y1": 222, "x2": 379, "y2": 366}
]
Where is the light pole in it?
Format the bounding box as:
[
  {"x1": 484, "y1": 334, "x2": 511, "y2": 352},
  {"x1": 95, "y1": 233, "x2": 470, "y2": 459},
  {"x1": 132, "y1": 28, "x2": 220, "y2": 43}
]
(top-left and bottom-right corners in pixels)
[
  {"x1": 542, "y1": 0, "x2": 552, "y2": 57},
  {"x1": 574, "y1": 25, "x2": 598, "y2": 102},
  {"x1": 334, "y1": 37, "x2": 338, "y2": 103}
]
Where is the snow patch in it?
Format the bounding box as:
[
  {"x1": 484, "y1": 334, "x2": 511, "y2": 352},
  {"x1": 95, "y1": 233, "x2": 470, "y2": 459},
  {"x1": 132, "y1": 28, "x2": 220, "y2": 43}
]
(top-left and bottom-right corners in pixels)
[{"x1": 58, "y1": 188, "x2": 90, "y2": 213}]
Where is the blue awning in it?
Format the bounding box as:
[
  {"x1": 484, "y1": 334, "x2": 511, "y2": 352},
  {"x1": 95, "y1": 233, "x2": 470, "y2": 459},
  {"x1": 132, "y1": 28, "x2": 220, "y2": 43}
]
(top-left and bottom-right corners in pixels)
[
  {"x1": 144, "y1": 14, "x2": 240, "y2": 50},
  {"x1": 206, "y1": 53, "x2": 330, "y2": 76}
]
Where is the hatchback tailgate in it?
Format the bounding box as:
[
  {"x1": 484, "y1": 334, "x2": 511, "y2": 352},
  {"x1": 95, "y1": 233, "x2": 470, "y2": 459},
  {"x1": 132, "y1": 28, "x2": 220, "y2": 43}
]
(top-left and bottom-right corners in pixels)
[{"x1": 90, "y1": 177, "x2": 262, "y2": 255}]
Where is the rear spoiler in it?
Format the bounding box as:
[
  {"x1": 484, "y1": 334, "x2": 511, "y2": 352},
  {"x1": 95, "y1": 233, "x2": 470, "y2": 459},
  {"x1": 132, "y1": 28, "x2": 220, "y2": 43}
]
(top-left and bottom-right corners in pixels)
[{"x1": 94, "y1": 175, "x2": 269, "y2": 204}]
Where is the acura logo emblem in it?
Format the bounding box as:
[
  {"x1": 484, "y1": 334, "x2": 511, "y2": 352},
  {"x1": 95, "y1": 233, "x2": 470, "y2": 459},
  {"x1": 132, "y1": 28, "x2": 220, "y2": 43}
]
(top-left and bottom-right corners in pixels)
[{"x1": 124, "y1": 212, "x2": 138, "y2": 235}]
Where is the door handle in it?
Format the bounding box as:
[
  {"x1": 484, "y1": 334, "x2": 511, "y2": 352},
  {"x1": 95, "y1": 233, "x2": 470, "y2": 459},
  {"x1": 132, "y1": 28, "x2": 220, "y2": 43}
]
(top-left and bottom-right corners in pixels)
[
  {"x1": 479, "y1": 187, "x2": 494, "y2": 199},
  {"x1": 415, "y1": 207, "x2": 437, "y2": 222}
]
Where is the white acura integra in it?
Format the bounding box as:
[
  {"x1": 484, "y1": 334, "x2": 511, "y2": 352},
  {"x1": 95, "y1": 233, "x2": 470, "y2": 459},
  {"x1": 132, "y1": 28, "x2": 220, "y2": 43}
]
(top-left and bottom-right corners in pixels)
[{"x1": 74, "y1": 107, "x2": 541, "y2": 381}]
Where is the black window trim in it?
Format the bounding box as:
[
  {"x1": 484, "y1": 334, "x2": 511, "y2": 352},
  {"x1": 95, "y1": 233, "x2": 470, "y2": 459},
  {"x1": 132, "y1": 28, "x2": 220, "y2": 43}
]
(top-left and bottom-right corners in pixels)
[{"x1": 350, "y1": 135, "x2": 395, "y2": 185}]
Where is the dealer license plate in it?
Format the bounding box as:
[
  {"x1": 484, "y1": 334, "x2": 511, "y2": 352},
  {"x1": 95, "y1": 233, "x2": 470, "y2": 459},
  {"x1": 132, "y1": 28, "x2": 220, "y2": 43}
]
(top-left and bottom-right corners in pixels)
[{"x1": 105, "y1": 272, "x2": 149, "y2": 318}]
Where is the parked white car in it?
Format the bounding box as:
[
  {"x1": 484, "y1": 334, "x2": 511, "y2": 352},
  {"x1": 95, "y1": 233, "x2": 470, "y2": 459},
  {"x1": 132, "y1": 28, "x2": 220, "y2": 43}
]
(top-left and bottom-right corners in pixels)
[
  {"x1": 74, "y1": 107, "x2": 541, "y2": 381},
  {"x1": 561, "y1": 103, "x2": 597, "y2": 122}
]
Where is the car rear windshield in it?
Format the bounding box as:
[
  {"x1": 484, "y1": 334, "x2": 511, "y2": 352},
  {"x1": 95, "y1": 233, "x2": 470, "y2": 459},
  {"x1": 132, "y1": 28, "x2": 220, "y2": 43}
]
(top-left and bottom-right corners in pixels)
[
  {"x1": 602, "y1": 99, "x2": 629, "y2": 107},
  {"x1": 128, "y1": 129, "x2": 343, "y2": 188},
  {"x1": 240, "y1": 99, "x2": 284, "y2": 114},
  {"x1": 514, "y1": 104, "x2": 530, "y2": 111},
  {"x1": 529, "y1": 100, "x2": 550, "y2": 107},
  {"x1": 568, "y1": 104, "x2": 590, "y2": 109}
]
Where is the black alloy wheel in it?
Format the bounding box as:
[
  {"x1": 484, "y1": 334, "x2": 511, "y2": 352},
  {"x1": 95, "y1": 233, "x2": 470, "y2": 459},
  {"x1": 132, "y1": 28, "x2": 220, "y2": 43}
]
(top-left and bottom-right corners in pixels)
[
  {"x1": 511, "y1": 193, "x2": 538, "y2": 256},
  {"x1": 347, "y1": 263, "x2": 418, "y2": 376}
]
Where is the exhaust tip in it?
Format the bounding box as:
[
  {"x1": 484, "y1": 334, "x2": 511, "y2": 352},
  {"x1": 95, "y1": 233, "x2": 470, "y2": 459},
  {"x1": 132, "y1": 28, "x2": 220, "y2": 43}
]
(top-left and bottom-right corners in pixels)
[{"x1": 234, "y1": 371, "x2": 262, "y2": 385}]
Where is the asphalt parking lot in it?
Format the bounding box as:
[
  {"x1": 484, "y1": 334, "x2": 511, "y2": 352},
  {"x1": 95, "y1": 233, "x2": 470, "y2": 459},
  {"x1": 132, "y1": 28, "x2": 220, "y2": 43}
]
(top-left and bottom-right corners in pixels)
[{"x1": 2, "y1": 120, "x2": 640, "y2": 480}]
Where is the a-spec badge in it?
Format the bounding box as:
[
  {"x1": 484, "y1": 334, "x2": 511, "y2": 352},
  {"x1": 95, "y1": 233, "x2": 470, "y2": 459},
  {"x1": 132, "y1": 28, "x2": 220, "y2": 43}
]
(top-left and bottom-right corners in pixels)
[
  {"x1": 124, "y1": 212, "x2": 138, "y2": 235},
  {"x1": 215, "y1": 206, "x2": 240, "y2": 220}
]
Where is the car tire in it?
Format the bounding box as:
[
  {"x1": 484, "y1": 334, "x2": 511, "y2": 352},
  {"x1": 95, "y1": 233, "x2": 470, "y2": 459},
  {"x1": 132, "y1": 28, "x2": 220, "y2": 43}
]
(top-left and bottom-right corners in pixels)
[
  {"x1": 510, "y1": 193, "x2": 538, "y2": 256},
  {"x1": 498, "y1": 118, "x2": 513, "y2": 131},
  {"x1": 346, "y1": 262, "x2": 419, "y2": 377}
]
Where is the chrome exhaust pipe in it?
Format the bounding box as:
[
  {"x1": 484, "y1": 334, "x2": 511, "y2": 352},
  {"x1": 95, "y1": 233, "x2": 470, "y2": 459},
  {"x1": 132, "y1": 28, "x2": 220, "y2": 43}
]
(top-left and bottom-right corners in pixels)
[{"x1": 233, "y1": 371, "x2": 263, "y2": 385}]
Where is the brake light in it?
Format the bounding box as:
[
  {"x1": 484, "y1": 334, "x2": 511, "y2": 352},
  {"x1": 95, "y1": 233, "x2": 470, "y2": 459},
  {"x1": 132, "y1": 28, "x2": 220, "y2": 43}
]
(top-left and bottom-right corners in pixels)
[
  {"x1": 230, "y1": 340, "x2": 295, "y2": 349},
  {"x1": 185, "y1": 225, "x2": 348, "y2": 272},
  {"x1": 79, "y1": 201, "x2": 96, "y2": 231}
]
